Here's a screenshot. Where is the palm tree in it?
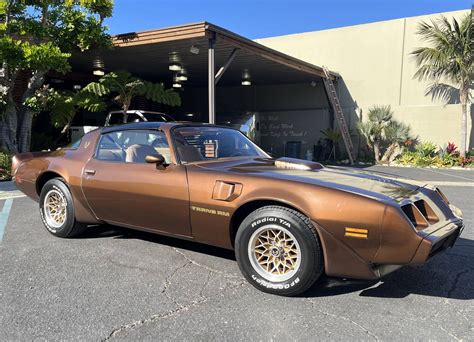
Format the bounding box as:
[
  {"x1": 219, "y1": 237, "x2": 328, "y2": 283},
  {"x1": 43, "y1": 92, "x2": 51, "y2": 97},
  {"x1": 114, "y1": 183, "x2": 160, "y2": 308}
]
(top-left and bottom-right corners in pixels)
[
  {"x1": 320, "y1": 128, "x2": 341, "y2": 160},
  {"x1": 381, "y1": 121, "x2": 411, "y2": 164},
  {"x1": 83, "y1": 70, "x2": 181, "y2": 123},
  {"x1": 412, "y1": 14, "x2": 472, "y2": 157},
  {"x1": 357, "y1": 105, "x2": 393, "y2": 162}
]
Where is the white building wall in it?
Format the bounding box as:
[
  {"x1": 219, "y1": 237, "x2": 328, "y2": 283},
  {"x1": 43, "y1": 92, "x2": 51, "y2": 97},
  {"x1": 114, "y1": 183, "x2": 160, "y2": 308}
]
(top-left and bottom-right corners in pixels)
[{"x1": 256, "y1": 9, "x2": 473, "y2": 150}]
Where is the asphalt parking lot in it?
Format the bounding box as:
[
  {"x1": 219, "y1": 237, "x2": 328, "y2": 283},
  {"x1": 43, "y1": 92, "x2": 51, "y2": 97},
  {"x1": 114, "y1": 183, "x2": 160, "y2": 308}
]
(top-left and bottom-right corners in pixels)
[{"x1": 0, "y1": 166, "x2": 473, "y2": 341}]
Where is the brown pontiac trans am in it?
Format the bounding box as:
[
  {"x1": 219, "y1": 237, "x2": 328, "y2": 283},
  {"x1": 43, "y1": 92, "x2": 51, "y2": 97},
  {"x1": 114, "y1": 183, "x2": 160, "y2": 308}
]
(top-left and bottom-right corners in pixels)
[{"x1": 12, "y1": 122, "x2": 464, "y2": 296}]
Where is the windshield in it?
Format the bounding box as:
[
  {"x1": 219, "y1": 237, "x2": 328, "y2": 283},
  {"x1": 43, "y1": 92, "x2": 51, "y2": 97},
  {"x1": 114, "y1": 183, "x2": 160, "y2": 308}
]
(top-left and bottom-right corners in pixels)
[{"x1": 172, "y1": 126, "x2": 269, "y2": 164}]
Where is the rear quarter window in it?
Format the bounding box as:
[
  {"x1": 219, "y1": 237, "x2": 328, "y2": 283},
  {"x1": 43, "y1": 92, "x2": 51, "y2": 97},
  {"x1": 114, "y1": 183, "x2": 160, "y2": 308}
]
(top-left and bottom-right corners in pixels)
[{"x1": 63, "y1": 138, "x2": 82, "y2": 150}]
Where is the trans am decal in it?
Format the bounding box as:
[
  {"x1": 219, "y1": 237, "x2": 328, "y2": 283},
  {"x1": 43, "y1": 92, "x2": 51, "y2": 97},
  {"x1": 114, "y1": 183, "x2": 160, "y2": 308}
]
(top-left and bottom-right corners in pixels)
[{"x1": 191, "y1": 206, "x2": 230, "y2": 217}]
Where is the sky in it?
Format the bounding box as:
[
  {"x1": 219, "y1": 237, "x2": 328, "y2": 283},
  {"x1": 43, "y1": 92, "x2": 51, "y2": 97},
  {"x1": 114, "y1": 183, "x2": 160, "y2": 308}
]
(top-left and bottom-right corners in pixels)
[{"x1": 105, "y1": 0, "x2": 472, "y2": 38}]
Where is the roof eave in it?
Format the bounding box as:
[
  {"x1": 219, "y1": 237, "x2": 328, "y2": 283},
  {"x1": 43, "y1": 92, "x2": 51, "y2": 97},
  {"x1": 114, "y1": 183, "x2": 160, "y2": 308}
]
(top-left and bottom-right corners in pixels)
[{"x1": 111, "y1": 21, "x2": 339, "y2": 80}]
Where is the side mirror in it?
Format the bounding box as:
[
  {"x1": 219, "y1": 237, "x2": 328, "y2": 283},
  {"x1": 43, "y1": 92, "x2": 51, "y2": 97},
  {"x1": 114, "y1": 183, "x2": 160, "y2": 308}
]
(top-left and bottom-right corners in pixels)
[{"x1": 146, "y1": 154, "x2": 167, "y2": 170}]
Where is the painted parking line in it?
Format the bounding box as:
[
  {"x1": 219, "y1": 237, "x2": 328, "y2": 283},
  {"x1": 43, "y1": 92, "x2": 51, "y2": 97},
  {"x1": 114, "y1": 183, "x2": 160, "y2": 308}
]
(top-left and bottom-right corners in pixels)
[
  {"x1": 0, "y1": 199, "x2": 13, "y2": 242},
  {"x1": 0, "y1": 191, "x2": 26, "y2": 200},
  {"x1": 423, "y1": 168, "x2": 474, "y2": 182},
  {"x1": 424, "y1": 181, "x2": 474, "y2": 187}
]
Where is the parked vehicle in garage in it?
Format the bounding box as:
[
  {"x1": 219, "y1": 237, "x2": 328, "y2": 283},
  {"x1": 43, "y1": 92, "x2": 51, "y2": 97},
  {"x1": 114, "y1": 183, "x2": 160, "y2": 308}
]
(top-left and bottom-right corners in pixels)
[
  {"x1": 69, "y1": 110, "x2": 174, "y2": 141},
  {"x1": 12, "y1": 122, "x2": 464, "y2": 296},
  {"x1": 104, "y1": 110, "x2": 174, "y2": 126}
]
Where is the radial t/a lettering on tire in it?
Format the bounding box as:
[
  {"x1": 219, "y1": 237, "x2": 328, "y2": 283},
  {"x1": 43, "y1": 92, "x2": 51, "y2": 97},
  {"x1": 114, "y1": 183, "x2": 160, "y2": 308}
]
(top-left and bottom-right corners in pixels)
[
  {"x1": 235, "y1": 205, "x2": 323, "y2": 296},
  {"x1": 39, "y1": 178, "x2": 86, "y2": 238}
]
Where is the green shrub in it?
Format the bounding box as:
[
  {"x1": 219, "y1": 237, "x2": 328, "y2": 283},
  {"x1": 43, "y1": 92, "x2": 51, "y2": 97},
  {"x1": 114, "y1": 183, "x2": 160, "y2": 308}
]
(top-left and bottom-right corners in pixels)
[
  {"x1": 0, "y1": 151, "x2": 12, "y2": 181},
  {"x1": 397, "y1": 151, "x2": 418, "y2": 165},
  {"x1": 415, "y1": 141, "x2": 437, "y2": 158},
  {"x1": 397, "y1": 141, "x2": 473, "y2": 168}
]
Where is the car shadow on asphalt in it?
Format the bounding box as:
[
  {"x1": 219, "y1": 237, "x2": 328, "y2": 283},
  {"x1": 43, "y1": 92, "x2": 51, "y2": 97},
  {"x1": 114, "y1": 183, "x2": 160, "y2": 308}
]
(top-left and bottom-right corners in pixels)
[
  {"x1": 305, "y1": 237, "x2": 474, "y2": 300},
  {"x1": 80, "y1": 225, "x2": 473, "y2": 300},
  {"x1": 80, "y1": 224, "x2": 236, "y2": 261}
]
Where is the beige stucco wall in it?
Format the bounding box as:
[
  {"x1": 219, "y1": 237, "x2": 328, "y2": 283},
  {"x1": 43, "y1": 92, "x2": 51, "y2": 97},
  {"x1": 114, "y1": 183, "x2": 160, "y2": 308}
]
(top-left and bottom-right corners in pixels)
[{"x1": 256, "y1": 9, "x2": 472, "y2": 150}]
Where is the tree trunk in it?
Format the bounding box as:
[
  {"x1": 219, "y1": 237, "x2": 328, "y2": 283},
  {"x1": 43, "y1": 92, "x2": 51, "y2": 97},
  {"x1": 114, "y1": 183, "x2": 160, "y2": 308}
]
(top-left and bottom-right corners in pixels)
[
  {"x1": 459, "y1": 88, "x2": 468, "y2": 158},
  {"x1": 0, "y1": 96, "x2": 18, "y2": 154},
  {"x1": 373, "y1": 141, "x2": 381, "y2": 163},
  {"x1": 0, "y1": 63, "x2": 18, "y2": 153},
  {"x1": 17, "y1": 71, "x2": 46, "y2": 153},
  {"x1": 122, "y1": 106, "x2": 127, "y2": 124},
  {"x1": 17, "y1": 109, "x2": 35, "y2": 152},
  {"x1": 381, "y1": 143, "x2": 397, "y2": 163},
  {"x1": 122, "y1": 99, "x2": 130, "y2": 123},
  {"x1": 389, "y1": 146, "x2": 401, "y2": 163},
  {"x1": 53, "y1": 118, "x2": 74, "y2": 145}
]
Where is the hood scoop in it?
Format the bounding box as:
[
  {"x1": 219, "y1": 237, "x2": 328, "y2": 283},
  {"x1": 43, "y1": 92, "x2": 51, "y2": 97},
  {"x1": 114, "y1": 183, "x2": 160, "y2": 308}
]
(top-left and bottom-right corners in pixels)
[{"x1": 274, "y1": 157, "x2": 324, "y2": 171}]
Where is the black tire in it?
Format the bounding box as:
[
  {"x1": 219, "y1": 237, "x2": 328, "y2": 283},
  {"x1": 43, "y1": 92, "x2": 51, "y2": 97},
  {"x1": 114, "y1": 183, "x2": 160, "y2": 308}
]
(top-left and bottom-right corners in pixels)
[
  {"x1": 39, "y1": 178, "x2": 86, "y2": 238},
  {"x1": 235, "y1": 205, "x2": 323, "y2": 296}
]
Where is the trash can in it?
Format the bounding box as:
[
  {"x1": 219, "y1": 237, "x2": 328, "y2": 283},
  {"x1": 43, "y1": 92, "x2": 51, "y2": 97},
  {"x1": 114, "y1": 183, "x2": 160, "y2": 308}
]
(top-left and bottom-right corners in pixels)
[{"x1": 285, "y1": 141, "x2": 302, "y2": 159}]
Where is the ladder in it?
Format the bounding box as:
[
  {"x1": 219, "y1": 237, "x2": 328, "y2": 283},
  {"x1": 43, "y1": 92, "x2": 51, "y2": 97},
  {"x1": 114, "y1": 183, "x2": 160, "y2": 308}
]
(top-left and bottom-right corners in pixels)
[{"x1": 322, "y1": 66, "x2": 355, "y2": 165}]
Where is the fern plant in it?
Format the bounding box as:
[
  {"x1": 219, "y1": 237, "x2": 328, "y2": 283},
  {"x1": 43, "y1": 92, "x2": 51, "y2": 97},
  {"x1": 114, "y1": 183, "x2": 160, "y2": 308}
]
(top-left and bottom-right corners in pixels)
[
  {"x1": 82, "y1": 70, "x2": 181, "y2": 122},
  {"x1": 320, "y1": 128, "x2": 342, "y2": 160},
  {"x1": 25, "y1": 84, "x2": 104, "y2": 139}
]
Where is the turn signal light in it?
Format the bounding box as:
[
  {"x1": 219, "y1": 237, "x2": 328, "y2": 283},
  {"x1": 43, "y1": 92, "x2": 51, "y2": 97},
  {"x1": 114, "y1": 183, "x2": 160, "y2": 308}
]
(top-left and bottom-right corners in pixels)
[{"x1": 344, "y1": 227, "x2": 368, "y2": 239}]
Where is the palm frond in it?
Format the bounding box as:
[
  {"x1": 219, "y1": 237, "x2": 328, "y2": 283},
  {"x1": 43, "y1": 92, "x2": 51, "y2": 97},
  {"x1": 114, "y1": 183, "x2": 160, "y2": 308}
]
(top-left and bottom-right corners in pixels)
[
  {"x1": 412, "y1": 13, "x2": 472, "y2": 105},
  {"x1": 424, "y1": 82, "x2": 460, "y2": 103},
  {"x1": 320, "y1": 128, "x2": 341, "y2": 143},
  {"x1": 82, "y1": 82, "x2": 110, "y2": 97},
  {"x1": 82, "y1": 71, "x2": 181, "y2": 109},
  {"x1": 384, "y1": 120, "x2": 412, "y2": 145},
  {"x1": 75, "y1": 91, "x2": 106, "y2": 112},
  {"x1": 142, "y1": 81, "x2": 181, "y2": 107}
]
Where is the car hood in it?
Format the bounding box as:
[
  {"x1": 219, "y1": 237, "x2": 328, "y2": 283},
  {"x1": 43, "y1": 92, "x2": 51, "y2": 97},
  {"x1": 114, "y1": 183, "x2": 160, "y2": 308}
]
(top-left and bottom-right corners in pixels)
[{"x1": 194, "y1": 157, "x2": 427, "y2": 203}]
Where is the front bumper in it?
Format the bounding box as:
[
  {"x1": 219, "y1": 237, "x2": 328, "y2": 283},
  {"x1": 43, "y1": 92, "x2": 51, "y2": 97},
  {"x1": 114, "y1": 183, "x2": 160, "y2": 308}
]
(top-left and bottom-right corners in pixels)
[
  {"x1": 410, "y1": 219, "x2": 463, "y2": 265},
  {"x1": 370, "y1": 220, "x2": 463, "y2": 278}
]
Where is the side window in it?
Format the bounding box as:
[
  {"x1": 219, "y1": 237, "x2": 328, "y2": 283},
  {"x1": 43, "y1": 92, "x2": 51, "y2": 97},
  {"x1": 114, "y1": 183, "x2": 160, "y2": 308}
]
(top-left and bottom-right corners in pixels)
[
  {"x1": 64, "y1": 138, "x2": 81, "y2": 150},
  {"x1": 96, "y1": 132, "x2": 125, "y2": 162},
  {"x1": 96, "y1": 130, "x2": 171, "y2": 164}
]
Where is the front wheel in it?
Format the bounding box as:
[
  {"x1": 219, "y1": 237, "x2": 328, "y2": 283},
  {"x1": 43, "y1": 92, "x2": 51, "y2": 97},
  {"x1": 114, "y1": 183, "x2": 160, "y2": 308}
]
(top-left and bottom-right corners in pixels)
[
  {"x1": 39, "y1": 178, "x2": 86, "y2": 238},
  {"x1": 235, "y1": 206, "x2": 323, "y2": 296}
]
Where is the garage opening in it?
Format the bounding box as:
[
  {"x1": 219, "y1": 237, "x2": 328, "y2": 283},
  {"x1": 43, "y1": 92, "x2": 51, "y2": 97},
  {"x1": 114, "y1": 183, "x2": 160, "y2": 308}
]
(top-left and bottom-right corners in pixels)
[{"x1": 57, "y1": 22, "x2": 343, "y2": 160}]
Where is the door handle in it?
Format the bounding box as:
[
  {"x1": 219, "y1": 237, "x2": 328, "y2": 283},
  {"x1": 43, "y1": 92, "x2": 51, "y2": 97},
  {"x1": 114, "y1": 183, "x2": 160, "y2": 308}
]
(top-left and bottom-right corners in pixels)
[{"x1": 85, "y1": 169, "x2": 96, "y2": 175}]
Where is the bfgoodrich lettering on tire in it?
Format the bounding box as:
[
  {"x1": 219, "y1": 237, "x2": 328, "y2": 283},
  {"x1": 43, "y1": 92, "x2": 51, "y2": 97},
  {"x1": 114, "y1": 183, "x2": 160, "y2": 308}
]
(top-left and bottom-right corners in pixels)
[
  {"x1": 235, "y1": 205, "x2": 323, "y2": 296},
  {"x1": 39, "y1": 178, "x2": 86, "y2": 238}
]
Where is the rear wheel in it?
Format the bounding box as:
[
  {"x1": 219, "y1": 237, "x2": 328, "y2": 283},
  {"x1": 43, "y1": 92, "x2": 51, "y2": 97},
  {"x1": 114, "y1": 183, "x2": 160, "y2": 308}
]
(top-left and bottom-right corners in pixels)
[
  {"x1": 39, "y1": 178, "x2": 86, "y2": 238},
  {"x1": 235, "y1": 206, "x2": 323, "y2": 296}
]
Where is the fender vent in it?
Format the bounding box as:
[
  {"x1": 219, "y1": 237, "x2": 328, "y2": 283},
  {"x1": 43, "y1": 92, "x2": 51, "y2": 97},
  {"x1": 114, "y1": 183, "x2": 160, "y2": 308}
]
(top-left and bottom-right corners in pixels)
[
  {"x1": 401, "y1": 203, "x2": 429, "y2": 230},
  {"x1": 401, "y1": 200, "x2": 439, "y2": 230},
  {"x1": 413, "y1": 200, "x2": 439, "y2": 224}
]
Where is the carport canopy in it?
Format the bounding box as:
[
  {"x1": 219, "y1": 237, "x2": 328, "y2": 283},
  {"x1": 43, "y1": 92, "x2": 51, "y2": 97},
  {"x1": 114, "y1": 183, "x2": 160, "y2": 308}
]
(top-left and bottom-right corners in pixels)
[{"x1": 69, "y1": 22, "x2": 339, "y2": 124}]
